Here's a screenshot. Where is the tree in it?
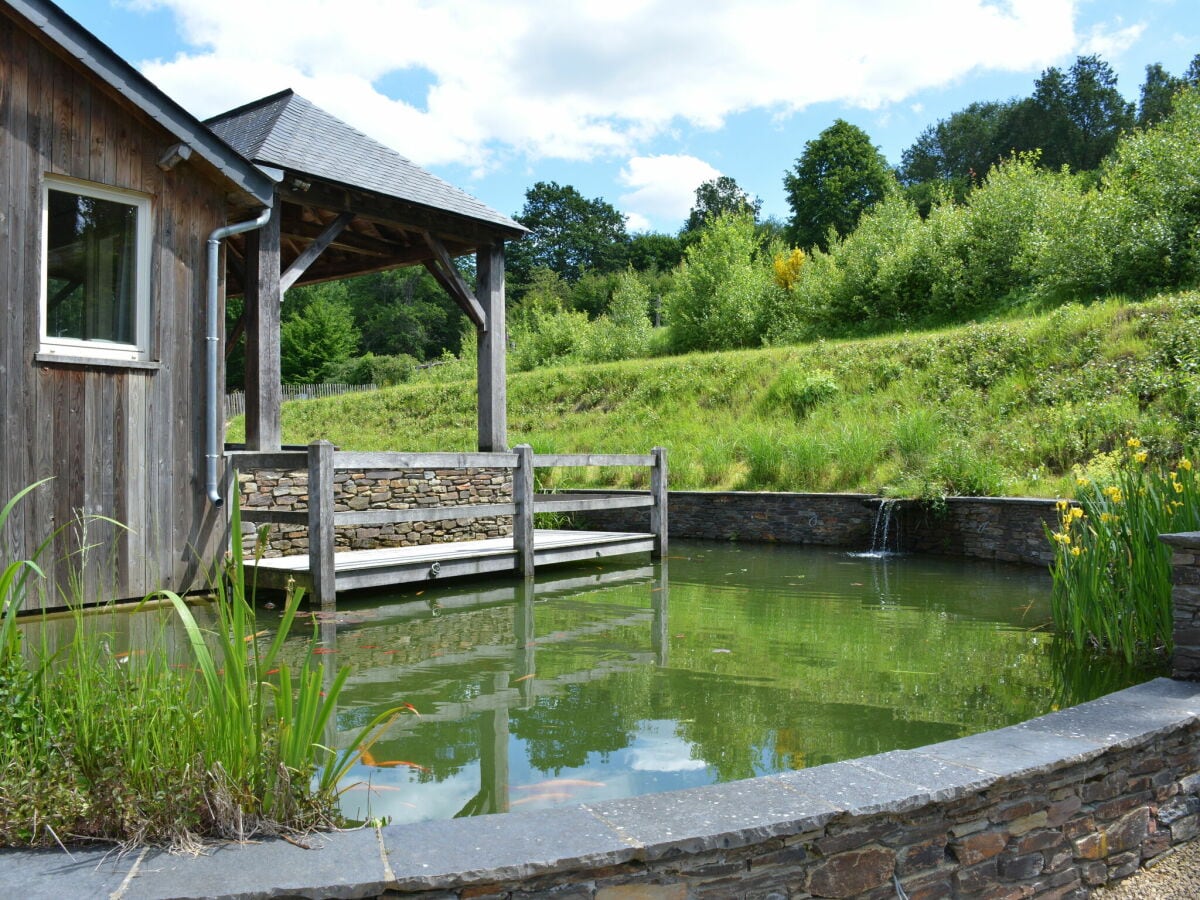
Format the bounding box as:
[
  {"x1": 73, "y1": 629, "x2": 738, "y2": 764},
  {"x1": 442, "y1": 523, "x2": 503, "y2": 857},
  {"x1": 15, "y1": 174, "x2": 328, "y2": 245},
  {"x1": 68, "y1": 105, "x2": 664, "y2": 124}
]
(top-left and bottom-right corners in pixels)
[
  {"x1": 280, "y1": 284, "x2": 360, "y2": 383},
  {"x1": 506, "y1": 182, "x2": 629, "y2": 291},
  {"x1": 1139, "y1": 63, "x2": 1184, "y2": 127},
  {"x1": 784, "y1": 120, "x2": 893, "y2": 251},
  {"x1": 626, "y1": 232, "x2": 684, "y2": 273},
  {"x1": 1009, "y1": 55, "x2": 1134, "y2": 171},
  {"x1": 684, "y1": 176, "x2": 761, "y2": 233},
  {"x1": 899, "y1": 101, "x2": 1017, "y2": 196},
  {"x1": 343, "y1": 268, "x2": 466, "y2": 361},
  {"x1": 665, "y1": 212, "x2": 771, "y2": 352}
]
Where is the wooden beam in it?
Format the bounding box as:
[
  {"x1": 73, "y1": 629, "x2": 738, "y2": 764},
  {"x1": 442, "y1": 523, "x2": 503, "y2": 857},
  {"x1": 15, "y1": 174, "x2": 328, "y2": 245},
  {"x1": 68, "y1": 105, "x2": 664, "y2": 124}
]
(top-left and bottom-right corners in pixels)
[
  {"x1": 651, "y1": 446, "x2": 668, "y2": 559},
  {"x1": 279, "y1": 215, "x2": 401, "y2": 258},
  {"x1": 476, "y1": 242, "x2": 508, "y2": 451},
  {"x1": 423, "y1": 232, "x2": 486, "y2": 328},
  {"x1": 280, "y1": 211, "x2": 353, "y2": 294},
  {"x1": 243, "y1": 203, "x2": 283, "y2": 451},
  {"x1": 278, "y1": 181, "x2": 525, "y2": 245}
]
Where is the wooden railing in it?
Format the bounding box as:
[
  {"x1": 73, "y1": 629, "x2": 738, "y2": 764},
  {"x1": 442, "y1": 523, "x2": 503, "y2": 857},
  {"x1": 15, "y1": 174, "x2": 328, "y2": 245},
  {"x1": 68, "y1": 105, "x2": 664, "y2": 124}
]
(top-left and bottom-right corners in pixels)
[{"x1": 231, "y1": 442, "x2": 667, "y2": 604}]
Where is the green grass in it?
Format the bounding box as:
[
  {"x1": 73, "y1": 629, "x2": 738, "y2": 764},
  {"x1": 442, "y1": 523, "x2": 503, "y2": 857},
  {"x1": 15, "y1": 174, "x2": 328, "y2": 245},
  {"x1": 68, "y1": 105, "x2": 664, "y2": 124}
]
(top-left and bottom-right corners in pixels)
[{"x1": 228, "y1": 291, "x2": 1200, "y2": 500}]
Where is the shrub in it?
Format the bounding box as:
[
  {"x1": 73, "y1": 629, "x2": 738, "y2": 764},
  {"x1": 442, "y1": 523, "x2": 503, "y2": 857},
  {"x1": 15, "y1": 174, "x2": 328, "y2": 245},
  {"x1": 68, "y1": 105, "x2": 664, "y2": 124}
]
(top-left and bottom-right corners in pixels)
[
  {"x1": 763, "y1": 368, "x2": 839, "y2": 418},
  {"x1": 666, "y1": 212, "x2": 773, "y2": 352}
]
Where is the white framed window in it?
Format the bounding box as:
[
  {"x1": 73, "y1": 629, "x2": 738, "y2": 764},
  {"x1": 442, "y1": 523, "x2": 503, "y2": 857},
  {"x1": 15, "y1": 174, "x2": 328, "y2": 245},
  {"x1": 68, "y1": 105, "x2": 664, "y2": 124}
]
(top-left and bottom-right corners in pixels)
[{"x1": 40, "y1": 176, "x2": 152, "y2": 363}]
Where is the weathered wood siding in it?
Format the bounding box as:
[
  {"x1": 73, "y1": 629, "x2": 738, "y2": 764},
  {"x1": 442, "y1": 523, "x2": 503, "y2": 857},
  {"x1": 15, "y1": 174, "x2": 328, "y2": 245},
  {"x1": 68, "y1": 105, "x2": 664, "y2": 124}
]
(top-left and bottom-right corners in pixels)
[{"x1": 0, "y1": 12, "x2": 230, "y2": 608}]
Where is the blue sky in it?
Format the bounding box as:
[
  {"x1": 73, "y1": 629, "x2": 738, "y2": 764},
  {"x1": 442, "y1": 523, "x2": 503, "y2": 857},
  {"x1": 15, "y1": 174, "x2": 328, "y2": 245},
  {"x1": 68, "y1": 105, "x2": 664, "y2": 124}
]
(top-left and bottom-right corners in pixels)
[{"x1": 58, "y1": 1, "x2": 1200, "y2": 233}]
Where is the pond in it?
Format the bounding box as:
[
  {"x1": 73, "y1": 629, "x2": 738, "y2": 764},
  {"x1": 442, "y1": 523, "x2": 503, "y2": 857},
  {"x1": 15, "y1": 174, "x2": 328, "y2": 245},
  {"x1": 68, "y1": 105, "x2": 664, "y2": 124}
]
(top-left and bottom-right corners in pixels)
[{"x1": 295, "y1": 541, "x2": 1162, "y2": 825}]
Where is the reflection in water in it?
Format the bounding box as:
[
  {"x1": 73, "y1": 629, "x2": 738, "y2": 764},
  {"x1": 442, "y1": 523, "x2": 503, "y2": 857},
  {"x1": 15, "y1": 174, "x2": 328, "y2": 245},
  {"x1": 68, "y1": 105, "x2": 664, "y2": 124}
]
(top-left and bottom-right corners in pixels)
[{"x1": 263, "y1": 543, "x2": 1169, "y2": 824}]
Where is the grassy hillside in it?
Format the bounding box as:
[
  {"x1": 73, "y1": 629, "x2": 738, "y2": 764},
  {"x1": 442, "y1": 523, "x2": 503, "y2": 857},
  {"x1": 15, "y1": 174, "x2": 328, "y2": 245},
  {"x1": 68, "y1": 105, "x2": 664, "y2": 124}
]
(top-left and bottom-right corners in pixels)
[{"x1": 228, "y1": 292, "x2": 1200, "y2": 499}]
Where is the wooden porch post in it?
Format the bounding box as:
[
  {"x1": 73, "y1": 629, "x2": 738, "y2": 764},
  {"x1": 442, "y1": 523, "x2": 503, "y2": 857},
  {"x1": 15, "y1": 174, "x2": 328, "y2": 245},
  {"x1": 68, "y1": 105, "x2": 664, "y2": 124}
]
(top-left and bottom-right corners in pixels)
[
  {"x1": 308, "y1": 440, "x2": 337, "y2": 608},
  {"x1": 651, "y1": 446, "x2": 668, "y2": 559},
  {"x1": 513, "y1": 444, "x2": 535, "y2": 577},
  {"x1": 244, "y1": 202, "x2": 283, "y2": 451},
  {"x1": 476, "y1": 243, "x2": 507, "y2": 452}
]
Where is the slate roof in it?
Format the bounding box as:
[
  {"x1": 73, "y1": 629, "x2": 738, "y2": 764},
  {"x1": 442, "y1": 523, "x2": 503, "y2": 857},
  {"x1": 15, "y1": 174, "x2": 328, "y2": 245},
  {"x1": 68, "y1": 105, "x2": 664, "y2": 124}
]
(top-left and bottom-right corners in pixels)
[
  {"x1": 207, "y1": 90, "x2": 525, "y2": 237},
  {"x1": 7, "y1": 0, "x2": 275, "y2": 207}
]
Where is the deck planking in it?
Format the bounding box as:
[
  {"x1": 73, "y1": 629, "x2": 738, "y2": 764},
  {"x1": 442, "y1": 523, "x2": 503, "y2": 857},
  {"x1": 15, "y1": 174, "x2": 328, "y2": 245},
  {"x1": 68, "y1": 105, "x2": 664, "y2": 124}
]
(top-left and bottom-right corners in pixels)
[{"x1": 246, "y1": 529, "x2": 655, "y2": 595}]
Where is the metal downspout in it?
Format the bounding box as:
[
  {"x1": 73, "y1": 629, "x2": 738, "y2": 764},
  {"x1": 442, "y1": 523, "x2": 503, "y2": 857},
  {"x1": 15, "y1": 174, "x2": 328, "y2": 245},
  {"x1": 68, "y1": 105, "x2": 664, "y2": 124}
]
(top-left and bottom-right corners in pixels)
[{"x1": 205, "y1": 208, "x2": 272, "y2": 506}]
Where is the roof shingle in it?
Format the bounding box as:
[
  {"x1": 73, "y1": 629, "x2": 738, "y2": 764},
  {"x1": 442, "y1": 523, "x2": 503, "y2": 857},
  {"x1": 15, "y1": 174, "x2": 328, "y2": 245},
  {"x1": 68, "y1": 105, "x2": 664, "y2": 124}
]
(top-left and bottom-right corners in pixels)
[{"x1": 207, "y1": 90, "x2": 524, "y2": 236}]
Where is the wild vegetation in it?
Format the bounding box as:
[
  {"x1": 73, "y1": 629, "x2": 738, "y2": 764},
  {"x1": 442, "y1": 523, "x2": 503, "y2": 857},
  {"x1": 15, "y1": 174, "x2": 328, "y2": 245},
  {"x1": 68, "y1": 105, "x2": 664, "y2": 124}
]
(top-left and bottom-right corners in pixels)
[
  {"x1": 229, "y1": 291, "x2": 1200, "y2": 504},
  {"x1": 0, "y1": 497, "x2": 401, "y2": 848},
  {"x1": 1047, "y1": 443, "x2": 1200, "y2": 664}
]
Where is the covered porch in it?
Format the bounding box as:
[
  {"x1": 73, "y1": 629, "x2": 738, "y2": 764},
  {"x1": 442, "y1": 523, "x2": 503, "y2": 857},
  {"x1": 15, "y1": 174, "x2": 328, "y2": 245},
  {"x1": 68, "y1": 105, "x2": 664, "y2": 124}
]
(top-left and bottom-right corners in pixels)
[{"x1": 209, "y1": 91, "x2": 666, "y2": 603}]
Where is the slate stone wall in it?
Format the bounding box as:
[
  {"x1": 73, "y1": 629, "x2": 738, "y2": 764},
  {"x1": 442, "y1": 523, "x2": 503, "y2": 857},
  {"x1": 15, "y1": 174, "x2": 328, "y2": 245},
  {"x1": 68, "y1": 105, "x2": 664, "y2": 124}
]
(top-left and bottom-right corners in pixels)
[
  {"x1": 374, "y1": 680, "x2": 1200, "y2": 899},
  {"x1": 573, "y1": 491, "x2": 1064, "y2": 566},
  {"x1": 1163, "y1": 531, "x2": 1200, "y2": 679},
  {"x1": 237, "y1": 468, "x2": 512, "y2": 558}
]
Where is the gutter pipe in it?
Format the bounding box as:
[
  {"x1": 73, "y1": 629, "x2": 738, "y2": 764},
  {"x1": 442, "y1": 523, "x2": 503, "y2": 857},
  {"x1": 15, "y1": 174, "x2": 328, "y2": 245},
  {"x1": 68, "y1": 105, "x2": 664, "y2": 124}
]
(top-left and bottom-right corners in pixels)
[{"x1": 205, "y1": 208, "x2": 273, "y2": 506}]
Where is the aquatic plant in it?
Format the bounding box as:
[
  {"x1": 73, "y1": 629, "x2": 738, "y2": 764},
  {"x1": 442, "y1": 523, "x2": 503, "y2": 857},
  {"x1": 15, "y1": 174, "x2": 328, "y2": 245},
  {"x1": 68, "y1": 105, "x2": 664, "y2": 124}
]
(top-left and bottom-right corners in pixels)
[
  {"x1": 1047, "y1": 440, "x2": 1200, "y2": 663},
  {"x1": 0, "y1": 491, "x2": 403, "y2": 847}
]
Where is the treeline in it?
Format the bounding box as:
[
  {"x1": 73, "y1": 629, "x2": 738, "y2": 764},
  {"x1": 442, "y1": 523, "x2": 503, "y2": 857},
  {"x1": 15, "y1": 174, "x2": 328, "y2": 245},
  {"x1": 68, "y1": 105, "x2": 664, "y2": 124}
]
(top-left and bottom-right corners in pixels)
[{"x1": 259, "y1": 52, "x2": 1200, "y2": 385}]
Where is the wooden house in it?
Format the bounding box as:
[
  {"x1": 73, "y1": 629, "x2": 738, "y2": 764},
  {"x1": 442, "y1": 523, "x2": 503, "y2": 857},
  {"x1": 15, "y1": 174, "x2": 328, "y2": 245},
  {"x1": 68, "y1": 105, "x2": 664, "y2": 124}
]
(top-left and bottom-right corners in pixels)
[{"x1": 0, "y1": 0, "x2": 527, "y2": 609}]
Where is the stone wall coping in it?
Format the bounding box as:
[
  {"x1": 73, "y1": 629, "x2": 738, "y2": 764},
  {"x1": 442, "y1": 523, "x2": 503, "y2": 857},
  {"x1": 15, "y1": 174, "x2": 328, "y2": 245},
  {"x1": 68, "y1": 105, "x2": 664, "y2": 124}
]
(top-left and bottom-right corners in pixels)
[
  {"x1": 11, "y1": 677, "x2": 1199, "y2": 898},
  {"x1": 1162, "y1": 531, "x2": 1200, "y2": 550},
  {"x1": 568, "y1": 488, "x2": 1064, "y2": 507}
]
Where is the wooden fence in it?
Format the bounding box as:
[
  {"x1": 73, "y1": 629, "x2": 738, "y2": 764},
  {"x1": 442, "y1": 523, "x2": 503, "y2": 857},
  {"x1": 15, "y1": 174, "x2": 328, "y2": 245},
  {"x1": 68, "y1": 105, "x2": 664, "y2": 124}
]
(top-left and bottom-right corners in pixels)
[
  {"x1": 224, "y1": 383, "x2": 378, "y2": 419},
  {"x1": 231, "y1": 443, "x2": 667, "y2": 605}
]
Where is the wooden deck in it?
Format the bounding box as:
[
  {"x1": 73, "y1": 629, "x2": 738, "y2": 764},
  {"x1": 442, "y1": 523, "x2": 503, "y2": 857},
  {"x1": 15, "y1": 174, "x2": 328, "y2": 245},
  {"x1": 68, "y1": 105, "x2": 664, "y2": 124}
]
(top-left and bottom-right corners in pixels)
[{"x1": 246, "y1": 528, "x2": 655, "y2": 594}]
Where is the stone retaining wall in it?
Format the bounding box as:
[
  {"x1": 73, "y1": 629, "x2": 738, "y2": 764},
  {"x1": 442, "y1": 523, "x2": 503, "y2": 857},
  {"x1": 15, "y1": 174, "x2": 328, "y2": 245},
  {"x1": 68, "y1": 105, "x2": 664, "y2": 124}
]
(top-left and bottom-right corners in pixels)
[
  {"x1": 574, "y1": 491, "x2": 1064, "y2": 566},
  {"x1": 1164, "y1": 531, "x2": 1200, "y2": 679},
  {"x1": 237, "y1": 468, "x2": 512, "y2": 557},
  {"x1": 374, "y1": 679, "x2": 1200, "y2": 899}
]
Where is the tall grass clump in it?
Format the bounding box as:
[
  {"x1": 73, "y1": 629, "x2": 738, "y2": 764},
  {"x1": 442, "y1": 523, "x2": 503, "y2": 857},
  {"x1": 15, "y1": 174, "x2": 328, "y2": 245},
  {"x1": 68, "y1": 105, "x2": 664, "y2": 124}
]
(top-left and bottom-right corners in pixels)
[
  {"x1": 0, "y1": 494, "x2": 401, "y2": 847},
  {"x1": 1047, "y1": 440, "x2": 1200, "y2": 663}
]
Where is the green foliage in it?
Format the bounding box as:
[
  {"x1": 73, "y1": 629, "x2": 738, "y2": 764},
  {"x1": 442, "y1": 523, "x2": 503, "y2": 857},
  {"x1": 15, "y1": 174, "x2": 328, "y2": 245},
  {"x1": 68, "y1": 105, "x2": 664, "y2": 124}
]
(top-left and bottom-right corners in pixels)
[
  {"x1": 762, "y1": 368, "x2": 839, "y2": 418},
  {"x1": 1047, "y1": 442, "x2": 1200, "y2": 663},
  {"x1": 506, "y1": 181, "x2": 630, "y2": 290},
  {"x1": 784, "y1": 119, "x2": 894, "y2": 251},
  {"x1": 280, "y1": 284, "x2": 361, "y2": 383},
  {"x1": 1099, "y1": 88, "x2": 1200, "y2": 294},
  {"x1": 0, "y1": 498, "x2": 403, "y2": 847},
  {"x1": 665, "y1": 212, "x2": 774, "y2": 352},
  {"x1": 582, "y1": 269, "x2": 653, "y2": 363},
  {"x1": 684, "y1": 176, "x2": 761, "y2": 234},
  {"x1": 328, "y1": 352, "x2": 418, "y2": 386},
  {"x1": 249, "y1": 292, "x2": 1200, "y2": 504}
]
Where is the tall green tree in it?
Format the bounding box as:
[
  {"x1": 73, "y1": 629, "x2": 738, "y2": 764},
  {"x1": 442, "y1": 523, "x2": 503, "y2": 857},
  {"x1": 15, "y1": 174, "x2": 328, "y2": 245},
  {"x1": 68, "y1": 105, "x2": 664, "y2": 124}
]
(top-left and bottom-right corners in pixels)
[
  {"x1": 1138, "y1": 63, "x2": 1184, "y2": 127},
  {"x1": 684, "y1": 176, "x2": 761, "y2": 233},
  {"x1": 1008, "y1": 55, "x2": 1134, "y2": 171},
  {"x1": 280, "y1": 284, "x2": 360, "y2": 383},
  {"x1": 506, "y1": 181, "x2": 629, "y2": 291},
  {"x1": 784, "y1": 120, "x2": 893, "y2": 251},
  {"x1": 899, "y1": 100, "x2": 1018, "y2": 209}
]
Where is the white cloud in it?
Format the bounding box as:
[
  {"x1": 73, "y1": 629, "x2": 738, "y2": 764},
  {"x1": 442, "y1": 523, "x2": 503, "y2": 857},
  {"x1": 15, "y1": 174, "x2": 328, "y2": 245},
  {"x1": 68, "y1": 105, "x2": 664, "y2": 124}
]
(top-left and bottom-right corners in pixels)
[
  {"x1": 618, "y1": 155, "x2": 722, "y2": 231},
  {"x1": 1080, "y1": 20, "x2": 1147, "y2": 59},
  {"x1": 134, "y1": 0, "x2": 1081, "y2": 169}
]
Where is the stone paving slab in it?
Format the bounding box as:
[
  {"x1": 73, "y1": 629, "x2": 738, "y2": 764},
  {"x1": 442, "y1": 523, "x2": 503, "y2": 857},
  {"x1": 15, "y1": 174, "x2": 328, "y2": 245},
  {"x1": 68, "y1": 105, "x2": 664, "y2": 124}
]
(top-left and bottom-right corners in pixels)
[
  {"x1": 918, "y1": 725, "x2": 1103, "y2": 779},
  {"x1": 585, "y1": 774, "x2": 840, "y2": 859},
  {"x1": 775, "y1": 758, "x2": 939, "y2": 817},
  {"x1": 122, "y1": 828, "x2": 386, "y2": 900},
  {"x1": 381, "y1": 805, "x2": 636, "y2": 891},
  {"x1": 1013, "y1": 688, "x2": 1199, "y2": 749},
  {"x1": 0, "y1": 845, "x2": 142, "y2": 899}
]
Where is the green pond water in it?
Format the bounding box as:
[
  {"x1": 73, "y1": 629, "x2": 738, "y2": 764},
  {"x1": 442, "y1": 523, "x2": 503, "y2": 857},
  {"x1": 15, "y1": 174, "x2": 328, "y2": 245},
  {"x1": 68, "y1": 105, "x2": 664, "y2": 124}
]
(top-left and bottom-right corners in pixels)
[{"x1": 286, "y1": 541, "x2": 1160, "y2": 825}]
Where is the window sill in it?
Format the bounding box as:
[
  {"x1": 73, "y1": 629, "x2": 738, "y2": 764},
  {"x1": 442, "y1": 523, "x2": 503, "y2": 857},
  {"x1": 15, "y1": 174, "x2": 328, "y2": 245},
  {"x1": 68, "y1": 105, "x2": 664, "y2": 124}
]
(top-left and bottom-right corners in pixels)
[{"x1": 35, "y1": 352, "x2": 161, "y2": 372}]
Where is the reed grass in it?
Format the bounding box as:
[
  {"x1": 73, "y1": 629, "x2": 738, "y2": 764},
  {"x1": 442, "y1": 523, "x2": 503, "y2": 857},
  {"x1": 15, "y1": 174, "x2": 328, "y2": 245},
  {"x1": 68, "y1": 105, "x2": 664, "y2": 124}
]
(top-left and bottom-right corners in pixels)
[
  {"x1": 1047, "y1": 440, "x2": 1200, "y2": 663},
  {"x1": 0, "y1": 493, "x2": 404, "y2": 847}
]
